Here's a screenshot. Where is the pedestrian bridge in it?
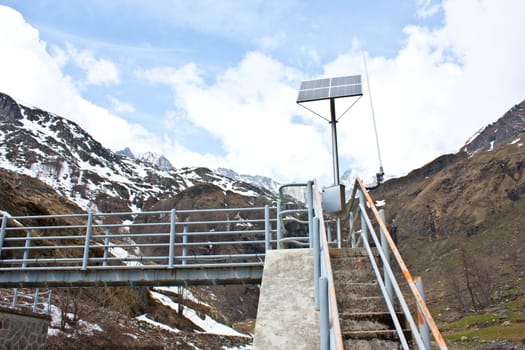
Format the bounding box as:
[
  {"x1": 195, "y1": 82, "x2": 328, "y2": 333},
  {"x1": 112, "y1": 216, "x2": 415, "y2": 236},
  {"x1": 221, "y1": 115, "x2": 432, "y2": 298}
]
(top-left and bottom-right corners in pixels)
[{"x1": 0, "y1": 179, "x2": 448, "y2": 349}]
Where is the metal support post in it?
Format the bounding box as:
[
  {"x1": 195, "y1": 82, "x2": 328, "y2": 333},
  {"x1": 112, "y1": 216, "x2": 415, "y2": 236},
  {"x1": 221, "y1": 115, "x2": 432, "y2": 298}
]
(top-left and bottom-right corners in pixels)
[
  {"x1": 336, "y1": 217, "x2": 342, "y2": 248},
  {"x1": 81, "y1": 212, "x2": 93, "y2": 270},
  {"x1": 320, "y1": 277, "x2": 329, "y2": 350},
  {"x1": 357, "y1": 190, "x2": 368, "y2": 242},
  {"x1": 11, "y1": 289, "x2": 18, "y2": 308},
  {"x1": 182, "y1": 224, "x2": 188, "y2": 265},
  {"x1": 349, "y1": 212, "x2": 356, "y2": 247},
  {"x1": 22, "y1": 229, "x2": 32, "y2": 268},
  {"x1": 169, "y1": 208, "x2": 176, "y2": 268},
  {"x1": 379, "y1": 209, "x2": 393, "y2": 303},
  {"x1": 276, "y1": 199, "x2": 282, "y2": 249},
  {"x1": 307, "y1": 181, "x2": 314, "y2": 248},
  {"x1": 0, "y1": 214, "x2": 8, "y2": 256},
  {"x1": 327, "y1": 224, "x2": 332, "y2": 244},
  {"x1": 264, "y1": 205, "x2": 271, "y2": 251},
  {"x1": 46, "y1": 290, "x2": 52, "y2": 314},
  {"x1": 415, "y1": 276, "x2": 431, "y2": 350},
  {"x1": 313, "y1": 217, "x2": 321, "y2": 310},
  {"x1": 33, "y1": 288, "x2": 39, "y2": 313},
  {"x1": 103, "y1": 227, "x2": 110, "y2": 267}
]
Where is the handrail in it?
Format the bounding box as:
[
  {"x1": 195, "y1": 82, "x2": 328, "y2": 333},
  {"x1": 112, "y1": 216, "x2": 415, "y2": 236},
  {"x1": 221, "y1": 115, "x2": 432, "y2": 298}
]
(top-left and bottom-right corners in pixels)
[
  {"x1": 0, "y1": 202, "x2": 310, "y2": 273},
  {"x1": 351, "y1": 178, "x2": 448, "y2": 350},
  {"x1": 313, "y1": 180, "x2": 344, "y2": 350}
]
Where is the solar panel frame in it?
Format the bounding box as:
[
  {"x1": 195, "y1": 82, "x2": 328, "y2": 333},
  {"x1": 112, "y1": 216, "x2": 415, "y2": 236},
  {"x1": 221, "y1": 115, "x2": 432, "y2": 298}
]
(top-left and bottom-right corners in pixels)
[{"x1": 296, "y1": 75, "x2": 363, "y2": 103}]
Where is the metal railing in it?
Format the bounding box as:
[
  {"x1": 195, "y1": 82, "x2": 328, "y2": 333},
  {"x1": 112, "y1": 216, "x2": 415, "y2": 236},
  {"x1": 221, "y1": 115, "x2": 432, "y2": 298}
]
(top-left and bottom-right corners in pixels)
[
  {"x1": 347, "y1": 178, "x2": 448, "y2": 350},
  {"x1": 0, "y1": 183, "x2": 314, "y2": 287},
  {"x1": 312, "y1": 180, "x2": 344, "y2": 350},
  {"x1": 0, "y1": 288, "x2": 52, "y2": 315}
]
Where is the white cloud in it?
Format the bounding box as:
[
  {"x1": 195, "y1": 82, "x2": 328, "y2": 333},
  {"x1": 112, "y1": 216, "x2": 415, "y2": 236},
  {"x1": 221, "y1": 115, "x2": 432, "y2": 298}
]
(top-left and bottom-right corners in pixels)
[
  {"x1": 65, "y1": 43, "x2": 120, "y2": 86},
  {"x1": 2, "y1": 1, "x2": 525, "y2": 188},
  {"x1": 108, "y1": 96, "x2": 135, "y2": 114},
  {"x1": 321, "y1": 0, "x2": 525, "y2": 179},
  {"x1": 0, "y1": 6, "x2": 154, "y2": 154},
  {"x1": 138, "y1": 51, "x2": 332, "y2": 183},
  {"x1": 416, "y1": 0, "x2": 441, "y2": 19}
]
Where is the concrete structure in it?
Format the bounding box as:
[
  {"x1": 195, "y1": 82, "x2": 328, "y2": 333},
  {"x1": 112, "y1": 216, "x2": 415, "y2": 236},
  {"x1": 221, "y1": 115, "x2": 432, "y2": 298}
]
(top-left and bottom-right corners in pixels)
[
  {"x1": 0, "y1": 307, "x2": 50, "y2": 350},
  {"x1": 253, "y1": 248, "x2": 319, "y2": 350}
]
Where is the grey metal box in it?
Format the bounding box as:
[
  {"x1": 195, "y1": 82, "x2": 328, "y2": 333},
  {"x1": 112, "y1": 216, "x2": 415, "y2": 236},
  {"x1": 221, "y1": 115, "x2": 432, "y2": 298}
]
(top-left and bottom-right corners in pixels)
[{"x1": 322, "y1": 184, "x2": 345, "y2": 213}]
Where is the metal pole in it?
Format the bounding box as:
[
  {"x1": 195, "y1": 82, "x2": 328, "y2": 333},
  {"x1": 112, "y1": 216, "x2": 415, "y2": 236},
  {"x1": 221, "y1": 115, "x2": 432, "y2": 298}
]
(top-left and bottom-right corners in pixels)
[
  {"x1": 379, "y1": 209, "x2": 393, "y2": 303},
  {"x1": 415, "y1": 276, "x2": 431, "y2": 350},
  {"x1": 307, "y1": 181, "x2": 314, "y2": 248},
  {"x1": 182, "y1": 224, "x2": 188, "y2": 265},
  {"x1": 264, "y1": 205, "x2": 271, "y2": 251},
  {"x1": 336, "y1": 217, "x2": 342, "y2": 249},
  {"x1": 12, "y1": 289, "x2": 18, "y2": 308},
  {"x1": 350, "y1": 212, "x2": 356, "y2": 247},
  {"x1": 276, "y1": 199, "x2": 282, "y2": 249},
  {"x1": 103, "y1": 227, "x2": 110, "y2": 267},
  {"x1": 22, "y1": 229, "x2": 32, "y2": 268},
  {"x1": 357, "y1": 190, "x2": 368, "y2": 242},
  {"x1": 320, "y1": 277, "x2": 329, "y2": 350},
  {"x1": 0, "y1": 214, "x2": 8, "y2": 256},
  {"x1": 329, "y1": 98, "x2": 340, "y2": 185},
  {"x1": 313, "y1": 217, "x2": 320, "y2": 310},
  {"x1": 82, "y1": 212, "x2": 93, "y2": 270},
  {"x1": 33, "y1": 288, "x2": 39, "y2": 313},
  {"x1": 169, "y1": 208, "x2": 176, "y2": 268},
  {"x1": 46, "y1": 290, "x2": 52, "y2": 314}
]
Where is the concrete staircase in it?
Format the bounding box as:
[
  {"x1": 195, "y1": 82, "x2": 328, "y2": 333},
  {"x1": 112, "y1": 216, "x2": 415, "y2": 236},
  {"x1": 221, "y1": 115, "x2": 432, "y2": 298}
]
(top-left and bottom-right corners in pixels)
[{"x1": 330, "y1": 248, "x2": 409, "y2": 350}]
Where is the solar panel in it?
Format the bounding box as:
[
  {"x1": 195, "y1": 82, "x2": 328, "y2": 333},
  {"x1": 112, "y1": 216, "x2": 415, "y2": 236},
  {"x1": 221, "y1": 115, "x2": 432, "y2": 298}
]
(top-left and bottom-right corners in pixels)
[{"x1": 296, "y1": 75, "x2": 362, "y2": 103}]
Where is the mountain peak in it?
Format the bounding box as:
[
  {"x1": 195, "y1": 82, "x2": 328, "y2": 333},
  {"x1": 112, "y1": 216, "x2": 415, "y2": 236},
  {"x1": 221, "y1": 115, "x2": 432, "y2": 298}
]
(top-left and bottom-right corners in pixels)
[{"x1": 463, "y1": 99, "x2": 525, "y2": 155}]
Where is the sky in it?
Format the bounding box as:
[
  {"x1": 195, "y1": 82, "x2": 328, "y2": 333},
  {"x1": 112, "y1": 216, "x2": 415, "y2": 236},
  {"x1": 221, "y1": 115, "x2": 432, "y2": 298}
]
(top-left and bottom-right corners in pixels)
[{"x1": 0, "y1": 0, "x2": 524, "y2": 187}]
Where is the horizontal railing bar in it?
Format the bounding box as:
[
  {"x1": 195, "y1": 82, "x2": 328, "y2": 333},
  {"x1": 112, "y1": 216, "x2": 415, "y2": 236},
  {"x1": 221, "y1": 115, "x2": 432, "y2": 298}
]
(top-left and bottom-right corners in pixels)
[{"x1": 0, "y1": 261, "x2": 265, "y2": 271}]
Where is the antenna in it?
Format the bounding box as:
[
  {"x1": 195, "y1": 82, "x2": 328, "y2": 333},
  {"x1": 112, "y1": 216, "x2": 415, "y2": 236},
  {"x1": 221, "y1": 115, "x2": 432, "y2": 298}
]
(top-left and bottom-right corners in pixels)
[{"x1": 363, "y1": 52, "x2": 385, "y2": 187}]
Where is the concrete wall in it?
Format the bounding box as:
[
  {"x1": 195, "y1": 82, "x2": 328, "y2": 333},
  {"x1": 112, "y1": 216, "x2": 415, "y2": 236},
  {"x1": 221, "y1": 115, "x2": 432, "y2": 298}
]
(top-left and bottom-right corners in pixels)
[
  {"x1": 0, "y1": 307, "x2": 50, "y2": 350},
  {"x1": 253, "y1": 248, "x2": 319, "y2": 350}
]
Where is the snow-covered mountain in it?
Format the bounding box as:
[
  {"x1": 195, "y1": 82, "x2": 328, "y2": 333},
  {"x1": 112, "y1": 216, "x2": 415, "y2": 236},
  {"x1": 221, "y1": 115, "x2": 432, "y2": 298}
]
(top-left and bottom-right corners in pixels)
[
  {"x1": 116, "y1": 147, "x2": 174, "y2": 170},
  {"x1": 0, "y1": 92, "x2": 274, "y2": 212},
  {"x1": 463, "y1": 100, "x2": 525, "y2": 155},
  {"x1": 215, "y1": 167, "x2": 281, "y2": 194}
]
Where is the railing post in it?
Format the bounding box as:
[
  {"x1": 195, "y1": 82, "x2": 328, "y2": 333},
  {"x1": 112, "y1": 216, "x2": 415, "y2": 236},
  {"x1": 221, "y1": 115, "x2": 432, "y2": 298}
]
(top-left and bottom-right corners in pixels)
[
  {"x1": 33, "y1": 288, "x2": 39, "y2": 313},
  {"x1": 11, "y1": 288, "x2": 18, "y2": 308},
  {"x1": 320, "y1": 277, "x2": 329, "y2": 350},
  {"x1": 327, "y1": 224, "x2": 332, "y2": 244},
  {"x1": 82, "y1": 212, "x2": 93, "y2": 270},
  {"x1": 313, "y1": 217, "x2": 320, "y2": 310},
  {"x1": 336, "y1": 217, "x2": 342, "y2": 249},
  {"x1": 357, "y1": 190, "x2": 368, "y2": 242},
  {"x1": 349, "y1": 211, "x2": 356, "y2": 247},
  {"x1": 169, "y1": 208, "x2": 176, "y2": 268},
  {"x1": 264, "y1": 205, "x2": 271, "y2": 251},
  {"x1": 103, "y1": 227, "x2": 110, "y2": 267},
  {"x1": 379, "y1": 209, "x2": 393, "y2": 304},
  {"x1": 22, "y1": 229, "x2": 32, "y2": 268},
  {"x1": 46, "y1": 290, "x2": 52, "y2": 314},
  {"x1": 276, "y1": 199, "x2": 282, "y2": 249},
  {"x1": 0, "y1": 213, "x2": 8, "y2": 256},
  {"x1": 415, "y1": 276, "x2": 431, "y2": 350},
  {"x1": 182, "y1": 224, "x2": 188, "y2": 265},
  {"x1": 307, "y1": 181, "x2": 314, "y2": 248}
]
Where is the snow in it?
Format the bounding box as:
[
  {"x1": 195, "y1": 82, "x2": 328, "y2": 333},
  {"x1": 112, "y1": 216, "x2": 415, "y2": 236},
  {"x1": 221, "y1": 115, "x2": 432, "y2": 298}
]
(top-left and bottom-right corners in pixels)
[
  {"x1": 488, "y1": 140, "x2": 495, "y2": 151},
  {"x1": 153, "y1": 286, "x2": 209, "y2": 306},
  {"x1": 375, "y1": 200, "x2": 386, "y2": 207},
  {"x1": 149, "y1": 290, "x2": 249, "y2": 338},
  {"x1": 136, "y1": 314, "x2": 181, "y2": 333},
  {"x1": 48, "y1": 305, "x2": 103, "y2": 337}
]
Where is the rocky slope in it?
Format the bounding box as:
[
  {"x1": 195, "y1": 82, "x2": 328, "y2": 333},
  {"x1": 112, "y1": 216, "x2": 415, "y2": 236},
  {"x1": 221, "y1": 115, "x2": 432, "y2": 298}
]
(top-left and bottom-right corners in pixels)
[
  {"x1": 0, "y1": 91, "x2": 274, "y2": 214},
  {"x1": 369, "y1": 100, "x2": 525, "y2": 349}
]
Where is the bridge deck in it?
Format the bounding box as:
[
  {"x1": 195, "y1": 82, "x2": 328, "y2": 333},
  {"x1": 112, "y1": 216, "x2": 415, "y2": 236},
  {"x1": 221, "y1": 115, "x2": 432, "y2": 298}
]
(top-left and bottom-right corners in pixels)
[{"x1": 0, "y1": 263, "x2": 264, "y2": 288}]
